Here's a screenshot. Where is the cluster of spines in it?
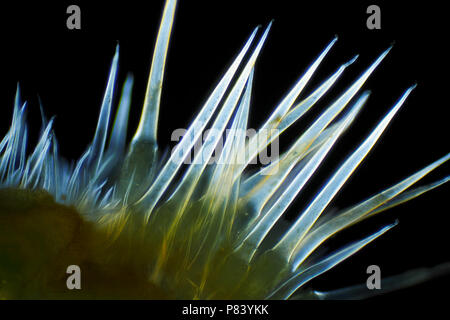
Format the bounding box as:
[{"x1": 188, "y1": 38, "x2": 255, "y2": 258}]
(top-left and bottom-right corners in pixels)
[{"x1": 1, "y1": 0, "x2": 449, "y2": 299}]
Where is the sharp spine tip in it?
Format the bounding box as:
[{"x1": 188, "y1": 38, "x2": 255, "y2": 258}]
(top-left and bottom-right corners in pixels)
[{"x1": 345, "y1": 54, "x2": 359, "y2": 66}]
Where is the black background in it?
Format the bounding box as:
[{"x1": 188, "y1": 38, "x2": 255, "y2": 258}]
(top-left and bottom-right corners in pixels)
[{"x1": 0, "y1": 0, "x2": 449, "y2": 302}]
